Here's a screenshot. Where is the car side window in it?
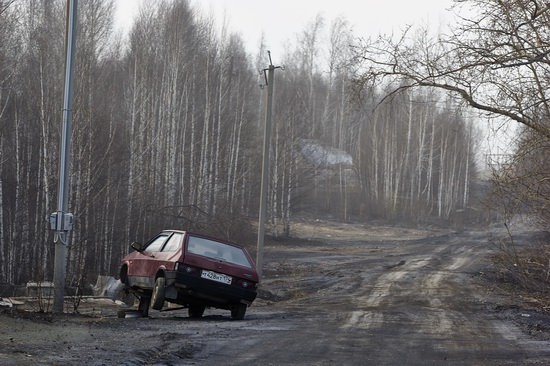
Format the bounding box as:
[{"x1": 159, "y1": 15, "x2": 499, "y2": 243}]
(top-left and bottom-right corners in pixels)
[
  {"x1": 162, "y1": 233, "x2": 182, "y2": 252},
  {"x1": 144, "y1": 234, "x2": 169, "y2": 252}
]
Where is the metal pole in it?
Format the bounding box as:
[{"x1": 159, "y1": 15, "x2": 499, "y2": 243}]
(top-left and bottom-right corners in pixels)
[
  {"x1": 256, "y1": 52, "x2": 281, "y2": 279},
  {"x1": 52, "y1": 0, "x2": 78, "y2": 314}
]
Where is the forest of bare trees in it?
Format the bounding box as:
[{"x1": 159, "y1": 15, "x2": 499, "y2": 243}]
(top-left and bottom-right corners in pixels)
[
  {"x1": 352, "y1": 0, "x2": 550, "y2": 226},
  {"x1": 0, "y1": 0, "x2": 478, "y2": 287},
  {"x1": 352, "y1": 0, "x2": 550, "y2": 292}
]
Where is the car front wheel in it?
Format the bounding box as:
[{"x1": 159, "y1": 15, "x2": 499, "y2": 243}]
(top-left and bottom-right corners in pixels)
[
  {"x1": 138, "y1": 295, "x2": 151, "y2": 317},
  {"x1": 151, "y1": 277, "x2": 166, "y2": 310}
]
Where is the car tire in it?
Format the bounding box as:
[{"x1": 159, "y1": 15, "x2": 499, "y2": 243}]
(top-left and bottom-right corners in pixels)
[
  {"x1": 188, "y1": 305, "x2": 206, "y2": 318},
  {"x1": 231, "y1": 304, "x2": 247, "y2": 320},
  {"x1": 151, "y1": 277, "x2": 166, "y2": 310},
  {"x1": 119, "y1": 266, "x2": 129, "y2": 286},
  {"x1": 138, "y1": 295, "x2": 151, "y2": 317}
]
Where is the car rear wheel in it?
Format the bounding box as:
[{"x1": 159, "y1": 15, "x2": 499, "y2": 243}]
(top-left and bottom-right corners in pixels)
[
  {"x1": 151, "y1": 277, "x2": 166, "y2": 310},
  {"x1": 188, "y1": 304, "x2": 206, "y2": 318},
  {"x1": 231, "y1": 303, "x2": 247, "y2": 320}
]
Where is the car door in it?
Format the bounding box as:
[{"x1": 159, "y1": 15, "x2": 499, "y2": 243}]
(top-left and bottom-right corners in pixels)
[
  {"x1": 152, "y1": 232, "x2": 184, "y2": 270},
  {"x1": 129, "y1": 233, "x2": 171, "y2": 288}
]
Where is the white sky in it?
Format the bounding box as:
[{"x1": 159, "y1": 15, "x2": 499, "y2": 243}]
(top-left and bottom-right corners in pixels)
[{"x1": 115, "y1": 0, "x2": 455, "y2": 63}]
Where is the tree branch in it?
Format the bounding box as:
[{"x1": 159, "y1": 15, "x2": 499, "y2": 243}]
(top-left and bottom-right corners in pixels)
[{"x1": 0, "y1": 0, "x2": 15, "y2": 16}]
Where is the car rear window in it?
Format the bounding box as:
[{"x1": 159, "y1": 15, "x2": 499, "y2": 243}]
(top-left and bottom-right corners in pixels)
[{"x1": 186, "y1": 236, "x2": 253, "y2": 268}]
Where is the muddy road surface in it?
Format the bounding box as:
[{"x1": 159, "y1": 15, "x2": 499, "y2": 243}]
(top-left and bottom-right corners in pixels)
[{"x1": 1, "y1": 221, "x2": 550, "y2": 365}]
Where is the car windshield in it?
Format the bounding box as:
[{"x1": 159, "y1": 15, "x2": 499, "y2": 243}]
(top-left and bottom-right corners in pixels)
[
  {"x1": 143, "y1": 234, "x2": 170, "y2": 252},
  {"x1": 186, "y1": 236, "x2": 253, "y2": 268}
]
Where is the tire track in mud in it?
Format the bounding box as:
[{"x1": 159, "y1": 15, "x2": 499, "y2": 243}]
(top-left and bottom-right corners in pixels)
[
  {"x1": 343, "y1": 243, "x2": 450, "y2": 329},
  {"x1": 202, "y1": 230, "x2": 550, "y2": 365},
  {"x1": 212, "y1": 230, "x2": 550, "y2": 365},
  {"x1": 338, "y1": 235, "x2": 532, "y2": 365}
]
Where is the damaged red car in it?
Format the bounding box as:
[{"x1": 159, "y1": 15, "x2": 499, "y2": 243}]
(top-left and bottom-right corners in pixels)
[{"x1": 119, "y1": 230, "x2": 259, "y2": 320}]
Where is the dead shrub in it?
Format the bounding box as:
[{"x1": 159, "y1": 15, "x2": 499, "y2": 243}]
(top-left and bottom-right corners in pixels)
[{"x1": 490, "y1": 224, "x2": 550, "y2": 295}]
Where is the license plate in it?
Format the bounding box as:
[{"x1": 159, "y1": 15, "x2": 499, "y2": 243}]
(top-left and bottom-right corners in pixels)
[{"x1": 201, "y1": 270, "x2": 232, "y2": 284}]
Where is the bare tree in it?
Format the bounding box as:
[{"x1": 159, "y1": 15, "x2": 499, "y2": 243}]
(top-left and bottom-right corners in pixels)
[
  {"x1": 1, "y1": 0, "x2": 66, "y2": 284},
  {"x1": 0, "y1": 0, "x2": 19, "y2": 282},
  {"x1": 351, "y1": 0, "x2": 550, "y2": 139}
]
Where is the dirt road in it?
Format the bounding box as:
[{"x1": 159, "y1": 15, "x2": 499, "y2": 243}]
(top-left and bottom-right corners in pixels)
[{"x1": 1, "y1": 221, "x2": 550, "y2": 365}]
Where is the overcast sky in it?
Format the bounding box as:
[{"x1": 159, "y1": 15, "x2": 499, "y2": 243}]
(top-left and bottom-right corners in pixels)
[{"x1": 115, "y1": 0, "x2": 455, "y2": 63}]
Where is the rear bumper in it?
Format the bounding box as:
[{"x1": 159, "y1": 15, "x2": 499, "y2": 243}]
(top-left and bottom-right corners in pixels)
[{"x1": 165, "y1": 270, "x2": 257, "y2": 307}]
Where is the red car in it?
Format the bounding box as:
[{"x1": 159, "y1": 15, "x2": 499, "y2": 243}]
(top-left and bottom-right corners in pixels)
[{"x1": 119, "y1": 230, "x2": 259, "y2": 320}]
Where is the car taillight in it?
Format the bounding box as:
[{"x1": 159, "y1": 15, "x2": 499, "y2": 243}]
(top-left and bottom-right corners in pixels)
[
  {"x1": 236, "y1": 279, "x2": 257, "y2": 289},
  {"x1": 176, "y1": 262, "x2": 198, "y2": 275}
]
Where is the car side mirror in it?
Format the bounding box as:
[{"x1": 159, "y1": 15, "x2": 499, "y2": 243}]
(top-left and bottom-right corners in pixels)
[{"x1": 131, "y1": 242, "x2": 143, "y2": 252}]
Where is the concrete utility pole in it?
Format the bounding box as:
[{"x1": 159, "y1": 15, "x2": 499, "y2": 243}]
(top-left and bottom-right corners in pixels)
[
  {"x1": 256, "y1": 51, "x2": 282, "y2": 279},
  {"x1": 51, "y1": 0, "x2": 78, "y2": 314}
]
